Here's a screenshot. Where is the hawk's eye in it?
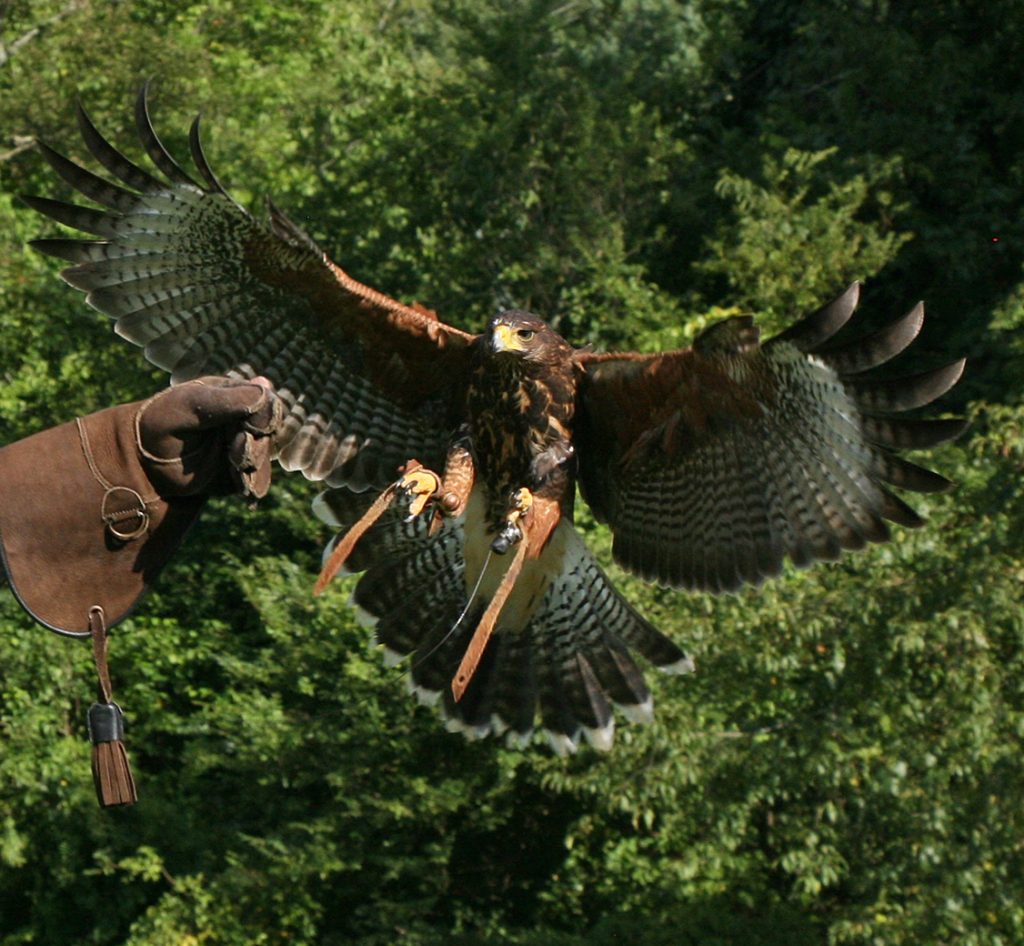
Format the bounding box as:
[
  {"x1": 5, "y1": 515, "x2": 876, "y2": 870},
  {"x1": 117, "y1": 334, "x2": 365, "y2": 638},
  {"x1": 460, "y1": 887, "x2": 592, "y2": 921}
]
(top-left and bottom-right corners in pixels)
[{"x1": 517, "y1": 329, "x2": 535, "y2": 341}]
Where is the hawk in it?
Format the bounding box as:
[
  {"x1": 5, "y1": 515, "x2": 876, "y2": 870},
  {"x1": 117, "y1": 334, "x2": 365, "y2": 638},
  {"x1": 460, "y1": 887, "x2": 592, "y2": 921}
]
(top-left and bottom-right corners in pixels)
[{"x1": 23, "y1": 88, "x2": 966, "y2": 753}]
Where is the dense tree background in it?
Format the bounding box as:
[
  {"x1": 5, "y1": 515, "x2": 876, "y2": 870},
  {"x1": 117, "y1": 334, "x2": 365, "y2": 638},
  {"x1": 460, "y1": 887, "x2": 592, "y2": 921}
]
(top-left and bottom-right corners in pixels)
[{"x1": 1, "y1": 1, "x2": 1022, "y2": 943}]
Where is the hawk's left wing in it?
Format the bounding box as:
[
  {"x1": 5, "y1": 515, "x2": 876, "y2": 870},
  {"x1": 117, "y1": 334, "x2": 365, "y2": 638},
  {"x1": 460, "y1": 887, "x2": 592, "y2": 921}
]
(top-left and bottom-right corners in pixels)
[
  {"x1": 23, "y1": 87, "x2": 476, "y2": 490},
  {"x1": 575, "y1": 283, "x2": 966, "y2": 593}
]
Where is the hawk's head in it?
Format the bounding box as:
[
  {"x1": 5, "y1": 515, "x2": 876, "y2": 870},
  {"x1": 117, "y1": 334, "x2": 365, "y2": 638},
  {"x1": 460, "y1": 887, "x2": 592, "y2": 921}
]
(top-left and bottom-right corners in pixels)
[{"x1": 488, "y1": 311, "x2": 568, "y2": 367}]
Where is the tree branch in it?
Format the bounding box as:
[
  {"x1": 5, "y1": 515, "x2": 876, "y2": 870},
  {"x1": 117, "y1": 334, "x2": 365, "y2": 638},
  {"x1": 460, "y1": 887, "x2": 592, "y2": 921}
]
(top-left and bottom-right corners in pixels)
[
  {"x1": 0, "y1": 136, "x2": 34, "y2": 163},
  {"x1": 0, "y1": 0, "x2": 87, "y2": 69}
]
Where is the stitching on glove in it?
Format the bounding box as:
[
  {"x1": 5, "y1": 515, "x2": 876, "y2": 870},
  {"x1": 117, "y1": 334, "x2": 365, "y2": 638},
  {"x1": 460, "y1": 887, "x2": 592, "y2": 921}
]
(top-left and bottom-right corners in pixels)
[
  {"x1": 76, "y1": 417, "x2": 158, "y2": 543},
  {"x1": 133, "y1": 385, "x2": 211, "y2": 466}
]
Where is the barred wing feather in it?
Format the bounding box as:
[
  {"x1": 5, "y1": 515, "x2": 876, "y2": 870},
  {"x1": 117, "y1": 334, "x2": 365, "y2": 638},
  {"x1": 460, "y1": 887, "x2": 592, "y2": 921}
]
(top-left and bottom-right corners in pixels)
[
  {"x1": 25, "y1": 88, "x2": 475, "y2": 489},
  {"x1": 576, "y1": 283, "x2": 966, "y2": 592}
]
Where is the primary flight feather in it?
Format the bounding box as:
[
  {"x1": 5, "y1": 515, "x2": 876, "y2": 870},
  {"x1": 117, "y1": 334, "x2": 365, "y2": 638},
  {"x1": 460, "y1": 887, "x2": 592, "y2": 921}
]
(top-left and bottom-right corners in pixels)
[{"x1": 24, "y1": 87, "x2": 966, "y2": 753}]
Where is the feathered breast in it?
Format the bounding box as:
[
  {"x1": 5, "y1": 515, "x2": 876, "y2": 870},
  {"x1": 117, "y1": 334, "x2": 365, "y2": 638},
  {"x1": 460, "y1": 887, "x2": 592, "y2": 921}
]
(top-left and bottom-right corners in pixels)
[{"x1": 467, "y1": 351, "x2": 577, "y2": 528}]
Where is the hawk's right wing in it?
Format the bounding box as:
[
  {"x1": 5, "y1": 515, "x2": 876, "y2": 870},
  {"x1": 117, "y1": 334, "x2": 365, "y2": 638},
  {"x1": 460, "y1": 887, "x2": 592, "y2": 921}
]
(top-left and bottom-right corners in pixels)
[
  {"x1": 575, "y1": 284, "x2": 967, "y2": 593},
  {"x1": 25, "y1": 86, "x2": 476, "y2": 490}
]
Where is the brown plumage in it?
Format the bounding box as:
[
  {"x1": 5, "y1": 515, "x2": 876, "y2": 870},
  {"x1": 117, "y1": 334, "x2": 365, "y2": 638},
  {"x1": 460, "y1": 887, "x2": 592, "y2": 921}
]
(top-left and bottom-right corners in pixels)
[
  {"x1": 467, "y1": 311, "x2": 578, "y2": 529},
  {"x1": 24, "y1": 88, "x2": 966, "y2": 752}
]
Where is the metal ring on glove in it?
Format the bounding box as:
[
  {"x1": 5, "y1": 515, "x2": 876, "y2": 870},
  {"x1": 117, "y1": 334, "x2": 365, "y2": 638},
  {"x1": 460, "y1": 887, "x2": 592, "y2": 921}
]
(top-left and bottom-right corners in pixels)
[{"x1": 101, "y1": 486, "x2": 150, "y2": 541}]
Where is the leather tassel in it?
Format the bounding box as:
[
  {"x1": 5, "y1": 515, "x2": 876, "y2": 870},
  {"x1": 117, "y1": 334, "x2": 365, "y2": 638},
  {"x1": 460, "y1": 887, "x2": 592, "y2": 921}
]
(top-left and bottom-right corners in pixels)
[
  {"x1": 88, "y1": 607, "x2": 137, "y2": 807},
  {"x1": 88, "y1": 702, "x2": 137, "y2": 806}
]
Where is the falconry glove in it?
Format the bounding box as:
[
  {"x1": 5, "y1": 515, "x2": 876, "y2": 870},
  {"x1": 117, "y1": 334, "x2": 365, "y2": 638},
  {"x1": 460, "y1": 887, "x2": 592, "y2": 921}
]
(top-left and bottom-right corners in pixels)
[{"x1": 0, "y1": 376, "x2": 281, "y2": 806}]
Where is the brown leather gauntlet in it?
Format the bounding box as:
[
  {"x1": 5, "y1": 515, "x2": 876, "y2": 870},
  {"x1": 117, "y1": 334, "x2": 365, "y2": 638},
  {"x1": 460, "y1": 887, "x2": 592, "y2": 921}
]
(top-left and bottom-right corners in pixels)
[
  {"x1": 0, "y1": 377, "x2": 280, "y2": 806},
  {"x1": 0, "y1": 377, "x2": 280, "y2": 636}
]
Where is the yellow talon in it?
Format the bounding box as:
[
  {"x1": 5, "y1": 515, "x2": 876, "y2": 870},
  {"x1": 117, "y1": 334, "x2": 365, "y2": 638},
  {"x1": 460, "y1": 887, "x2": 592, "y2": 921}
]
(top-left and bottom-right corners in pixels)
[
  {"x1": 399, "y1": 468, "x2": 441, "y2": 518},
  {"x1": 490, "y1": 487, "x2": 534, "y2": 555},
  {"x1": 508, "y1": 487, "x2": 533, "y2": 524}
]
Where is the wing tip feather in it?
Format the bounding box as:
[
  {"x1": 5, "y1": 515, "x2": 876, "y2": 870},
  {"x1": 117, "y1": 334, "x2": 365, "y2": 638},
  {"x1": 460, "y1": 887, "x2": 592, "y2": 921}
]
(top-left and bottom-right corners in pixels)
[
  {"x1": 619, "y1": 697, "x2": 655, "y2": 724},
  {"x1": 134, "y1": 79, "x2": 202, "y2": 188},
  {"x1": 772, "y1": 280, "x2": 862, "y2": 351},
  {"x1": 658, "y1": 654, "x2": 696, "y2": 675}
]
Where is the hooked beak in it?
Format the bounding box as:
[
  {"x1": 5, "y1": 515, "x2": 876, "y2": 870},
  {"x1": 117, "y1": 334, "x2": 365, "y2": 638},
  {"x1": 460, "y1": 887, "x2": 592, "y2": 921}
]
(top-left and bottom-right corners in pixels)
[{"x1": 492, "y1": 324, "x2": 524, "y2": 354}]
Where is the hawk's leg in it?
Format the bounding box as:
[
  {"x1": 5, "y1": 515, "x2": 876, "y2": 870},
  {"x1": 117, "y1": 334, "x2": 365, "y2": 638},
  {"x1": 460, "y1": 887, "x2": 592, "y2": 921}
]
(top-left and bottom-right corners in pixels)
[
  {"x1": 489, "y1": 439, "x2": 570, "y2": 553},
  {"x1": 491, "y1": 487, "x2": 534, "y2": 554},
  {"x1": 433, "y1": 434, "x2": 476, "y2": 525}
]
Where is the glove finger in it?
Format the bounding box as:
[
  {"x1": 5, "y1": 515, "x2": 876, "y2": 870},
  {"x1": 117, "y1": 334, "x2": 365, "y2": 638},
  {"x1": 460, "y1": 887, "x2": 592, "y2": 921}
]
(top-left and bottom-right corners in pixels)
[
  {"x1": 180, "y1": 381, "x2": 273, "y2": 431},
  {"x1": 139, "y1": 379, "x2": 277, "y2": 458},
  {"x1": 226, "y1": 388, "x2": 282, "y2": 501},
  {"x1": 227, "y1": 428, "x2": 274, "y2": 501}
]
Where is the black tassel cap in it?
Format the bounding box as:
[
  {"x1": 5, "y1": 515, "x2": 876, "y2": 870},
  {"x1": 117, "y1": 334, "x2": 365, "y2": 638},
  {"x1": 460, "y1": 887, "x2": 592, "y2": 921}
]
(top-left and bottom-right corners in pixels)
[{"x1": 88, "y1": 607, "x2": 137, "y2": 807}]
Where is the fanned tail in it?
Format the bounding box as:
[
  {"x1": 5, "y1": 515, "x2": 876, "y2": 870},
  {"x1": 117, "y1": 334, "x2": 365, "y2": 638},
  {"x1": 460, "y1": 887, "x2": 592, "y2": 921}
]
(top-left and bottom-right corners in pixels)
[{"x1": 314, "y1": 488, "x2": 691, "y2": 752}]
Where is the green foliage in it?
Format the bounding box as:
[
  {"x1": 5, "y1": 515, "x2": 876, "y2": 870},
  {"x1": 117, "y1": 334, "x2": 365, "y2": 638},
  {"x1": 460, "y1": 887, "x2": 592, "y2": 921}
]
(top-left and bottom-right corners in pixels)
[
  {"x1": 2, "y1": 2, "x2": 1023, "y2": 945},
  {"x1": 697, "y1": 146, "x2": 911, "y2": 326}
]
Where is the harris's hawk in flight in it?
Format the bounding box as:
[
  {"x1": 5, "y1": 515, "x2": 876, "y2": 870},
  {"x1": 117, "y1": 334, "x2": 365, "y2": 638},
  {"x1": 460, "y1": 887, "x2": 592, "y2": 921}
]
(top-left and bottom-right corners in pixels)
[{"x1": 24, "y1": 88, "x2": 965, "y2": 753}]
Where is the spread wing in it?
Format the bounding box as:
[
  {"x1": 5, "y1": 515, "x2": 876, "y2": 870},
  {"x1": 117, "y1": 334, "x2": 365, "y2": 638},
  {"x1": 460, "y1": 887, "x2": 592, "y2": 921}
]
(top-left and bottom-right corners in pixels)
[
  {"x1": 24, "y1": 86, "x2": 476, "y2": 490},
  {"x1": 575, "y1": 283, "x2": 967, "y2": 592}
]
